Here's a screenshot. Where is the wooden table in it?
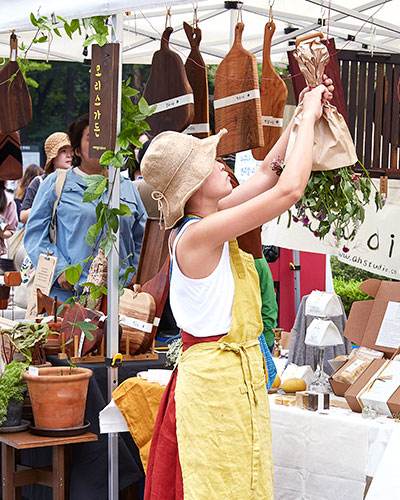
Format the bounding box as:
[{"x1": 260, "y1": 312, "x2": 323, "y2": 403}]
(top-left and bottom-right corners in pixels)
[{"x1": 0, "y1": 431, "x2": 97, "y2": 500}]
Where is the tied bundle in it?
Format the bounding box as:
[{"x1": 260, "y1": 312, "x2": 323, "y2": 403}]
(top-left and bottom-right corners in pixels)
[
  {"x1": 284, "y1": 38, "x2": 382, "y2": 247},
  {"x1": 287, "y1": 39, "x2": 357, "y2": 171}
]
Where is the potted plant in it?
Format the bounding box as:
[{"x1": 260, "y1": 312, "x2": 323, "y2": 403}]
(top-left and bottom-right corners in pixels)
[
  {"x1": 22, "y1": 315, "x2": 95, "y2": 431},
  {"x1": 0, "y1": 359, "x2": 28, "y2": 428},
  {"x1": 0, "y1": 321, "x2": 54, "y2": 429}
]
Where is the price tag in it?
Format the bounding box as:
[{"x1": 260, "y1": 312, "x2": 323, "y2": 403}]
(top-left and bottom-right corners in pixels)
[{"x1": 29, "y1": 366, "x2": 39, "y2": 376}]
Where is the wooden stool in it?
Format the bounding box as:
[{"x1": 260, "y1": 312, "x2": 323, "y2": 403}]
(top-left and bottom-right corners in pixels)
[{"x1": 0, "y1": 430, "x2": 98, "y2": 500}]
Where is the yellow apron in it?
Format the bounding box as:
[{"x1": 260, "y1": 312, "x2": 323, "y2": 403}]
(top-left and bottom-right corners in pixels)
[{"x1": 175, "y1": 240, "x2": 273, "y2": 500}]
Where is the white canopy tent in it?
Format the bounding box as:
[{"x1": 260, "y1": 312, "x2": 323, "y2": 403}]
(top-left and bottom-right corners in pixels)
[{"x1": 0, "y1": 1, "x2": 399, "y2": 66}]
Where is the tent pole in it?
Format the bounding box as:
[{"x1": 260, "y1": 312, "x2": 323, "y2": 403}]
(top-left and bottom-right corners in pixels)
[
  {"x1": 107, "y1": 12, "x2": 123, "y2": 500},
  {"x1": 229, "y1": 8, "x2": 236, "y2": 48}
]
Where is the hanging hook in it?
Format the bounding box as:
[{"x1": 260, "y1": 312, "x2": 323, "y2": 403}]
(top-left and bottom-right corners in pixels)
[
  {"x1": 268, "y1": 0, "x2": 275, "y2": 22},
  {"x1": 165, "y1": 6, "x2": 172, "y2": 29},
  {"x1": 237, "y1": 3, "x2": 243, "y2": 23},
  {"x1": 193, "y1": 3, "x2": 199, "y2": 30}
]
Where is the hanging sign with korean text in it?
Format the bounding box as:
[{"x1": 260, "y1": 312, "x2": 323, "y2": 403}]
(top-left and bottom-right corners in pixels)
[{"x1": 89, "y1": 43, "x2": 120, "y2": 159}]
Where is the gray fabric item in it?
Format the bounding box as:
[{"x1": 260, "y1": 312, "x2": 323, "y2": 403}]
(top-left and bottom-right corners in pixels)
[{"x1": 288, "y1": 294, "x2": 352, "y2": 375}]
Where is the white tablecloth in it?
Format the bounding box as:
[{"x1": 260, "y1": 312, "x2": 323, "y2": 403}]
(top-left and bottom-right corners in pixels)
[{"x1": 270, "y1": 395, "x2": 395, "y2": 500}]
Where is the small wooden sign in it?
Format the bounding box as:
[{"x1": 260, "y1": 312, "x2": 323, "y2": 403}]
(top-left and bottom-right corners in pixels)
[
  {"x1": 25, "y1": 254, "x2": 58, "y2": 320},
  {"x1": 89, "y1": 43, "x2": 120, "y2": 159}
]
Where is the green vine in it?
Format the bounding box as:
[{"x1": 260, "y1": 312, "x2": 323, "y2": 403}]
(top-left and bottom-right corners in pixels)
[{"x1": 281, "y1": 161, "x2": 383, "y2": 251}]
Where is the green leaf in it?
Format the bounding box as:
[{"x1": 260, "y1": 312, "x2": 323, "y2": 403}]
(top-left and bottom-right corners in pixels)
[
  {"x1": 64, "y1": 23, "x2": 72, "y2": 39},
  {"x1": 100, "y1": 234, "x2": 117, "y2": 257},
  {"x1": 53, "y1": 28, "x2": 62, "y2": 37},
  {"x1": 85, "y1": 219, "x2": 103, "y2": 246},
  {"x1": 69, "y1": 321, "x2": 97, "y2": 341},
  {"x1": 65, "y1": 264, "x2": 82, "y2": 286},
  {"x1": 122, "y1": 86, "x2": 139, "y2": 98},
  {"x1": 113, "y1": 204, "x2": 131, "y2": 217},
  {"x1": 83, "y1": 175, "x2": 107, "y2": 202},
  {"x1": 36, "y1": 35, "x2": 48, "y2": 43},
  {"x1": 82, "y1": 33, "x2": 97, "y2": 47},
  {"x1": 105, "y1": 210, "x2": 119, "y2": 233},
  {"x1": 113, "y1": 151, "x2": 124, "y2": 168},
  {"x1": 70, "y1": 19, "x2": 80, "y2": 33},
  {"x1": 121, "y1": 94, "x2": 135, "y2": 113},
  {"x1": 138, "y1": 97, "x2": 149, "y2": 115},
  {"x1": 96, "y1": 34, "x2": 108, "y2": 47},
  {"x1": 30, "y1": 13, "x2": 38, "y2": 26},
  {"x1": 99, "y1": 150, "x2": 115, "y2": 166},
  {"x1": 121, "y1": 265, "x2": 136, "y2": 287}
]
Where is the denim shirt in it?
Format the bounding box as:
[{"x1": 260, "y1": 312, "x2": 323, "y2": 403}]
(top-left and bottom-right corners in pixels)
[{"x1": 24, "y1": 167, "x2": 147, "y2": 302}]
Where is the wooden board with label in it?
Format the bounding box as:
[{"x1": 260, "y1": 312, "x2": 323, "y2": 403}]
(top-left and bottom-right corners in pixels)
[
  {"x1": 143, "y1": 27, "x2": 194, "y2": 135},
  {"x1": 89, "y1": 43, "x2": 120, "y2": 159},
  {"x1": 183, "y1": 22, "x2": 210, "y2": 138},
  {"x1": 0, "y1": 34, "x2": 32, "y2": 134},
  {"x1": 214, "y1": 23, "x2": 263, "y2": 157},
  {"x1": 252, "y1": 22, "x2": 287, "y2": 161}
]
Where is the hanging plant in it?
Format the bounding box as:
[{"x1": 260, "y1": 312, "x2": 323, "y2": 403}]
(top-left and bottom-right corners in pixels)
[{"x1": 276, "y1": 159, "x2": 383, "y2": 250}]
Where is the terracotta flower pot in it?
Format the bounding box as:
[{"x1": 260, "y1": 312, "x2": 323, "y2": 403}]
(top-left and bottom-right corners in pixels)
[{"x1": 24, "y1": 366, "x2": 92, "y2": 429}]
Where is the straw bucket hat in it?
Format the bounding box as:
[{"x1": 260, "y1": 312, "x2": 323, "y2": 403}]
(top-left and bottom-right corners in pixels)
[
  {"x1": 141, "y1": 128, "x2": 227, "y2": 229},
  {"x1": 44, "y1": 132, "x2": 71, "y2": 171}
]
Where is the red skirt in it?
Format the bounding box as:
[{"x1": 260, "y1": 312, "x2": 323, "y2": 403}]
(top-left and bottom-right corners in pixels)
[{"x1": 144, "y1": 332, "x2": 223, "y2": 500}]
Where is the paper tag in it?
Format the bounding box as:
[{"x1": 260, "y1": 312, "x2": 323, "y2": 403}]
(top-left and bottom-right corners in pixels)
[
  {"x1": 375, "y1": 301, "x2": 400, "y2": 349},
  {"x1": 152, "y1": 94, "x2": 194, "y2": 114},
  {"x1": 213, "y1": 89, "x2": 260, "y2": 110},
  {"x1": 25, "y1": 254, "x2": 58, "y2": 320},
  {"x1": 182, "y1": 123, "x2": 210, "y2": 134},
  {"x1": 10, "y1": 48, "x2": 17, "y2": 62},
  {"x1": 120, "y1": 316, "x2": 153, "y2": 333},
  {"x1": 262, "y1": 116, "x2": 283, "y2": 127},
  {"x1": 78, "y1": 332, "x2": 85, "y2": 358},
  {"x1": 153, "y1": 317, "x2": 160, "y2": 327},
  {"x1": 29, "y1": 366, "x2": 39, "y2": 376}
]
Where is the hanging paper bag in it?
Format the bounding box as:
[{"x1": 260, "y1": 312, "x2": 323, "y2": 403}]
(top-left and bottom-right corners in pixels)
[{"x1": 285, "y1": 35, "x2": 357, "y2": 171}]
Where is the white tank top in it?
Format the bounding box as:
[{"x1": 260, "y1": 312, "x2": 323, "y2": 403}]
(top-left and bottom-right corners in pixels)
[{"x1": 169, "y1": 219, "x2": 235, "y2": 337}]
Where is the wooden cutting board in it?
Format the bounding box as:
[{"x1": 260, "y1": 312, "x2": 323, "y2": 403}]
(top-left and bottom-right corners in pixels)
[
  {"x1": 252, "y1": 22, "x2": 287, "y2": 161},
  {"x1": 119, "y1": 287, "x2": 156, "y2": 355},
  {"x1": 0, "y1": 33, "x2": 32, "y2": 134},
  {"x1": 183, "y1": 22, "x2": 210, "y2": 139},
  {"x1": 143, "y1": 27, "x2": 194, "y2": 135},
  {"x1": 214, "y1": 22, "x2": 263, "y2": 157},
  {"x1": 141, "y1": 256, "x2": 170, "y2": 354}
]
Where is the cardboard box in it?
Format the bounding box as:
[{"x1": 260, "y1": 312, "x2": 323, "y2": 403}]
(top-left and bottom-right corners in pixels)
[
  {"x1": 344, "y1": 358, "x2": 387, "y2": 412},
  {"x1": 329, "y1": 279, "x2": 400, "y2": 397}
]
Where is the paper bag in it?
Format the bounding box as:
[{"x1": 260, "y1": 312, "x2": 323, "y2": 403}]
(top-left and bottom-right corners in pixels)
[{"x1": 286, "y1": 39, "x2": 357, "y2": 171}]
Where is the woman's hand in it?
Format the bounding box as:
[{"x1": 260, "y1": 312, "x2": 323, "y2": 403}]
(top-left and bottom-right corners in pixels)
[
  {"x1": 302, "y1": 84, "x2": 332, "y2": 122},
  {"x1": 299, "y1": 74, "x2": 334, "y2": 103},
  {"x1": 57, "y1": 271, "x2": 74, "y2": 291}
]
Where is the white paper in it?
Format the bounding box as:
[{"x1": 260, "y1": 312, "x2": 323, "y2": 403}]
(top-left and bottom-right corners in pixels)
[
  {"x1": 305, "y1": 290, "x2": 342, "y2": 317},
  {"x1": 360, "y1": 360, "x2": 400, "y2": 416},
  {"x1": 28, "y1": 366, "x2": 39, "y2": 376},
  {"x1": 375, "y1": 301, "x2": 400, "y2": 349},
  {"x1": 305, "y1": 318, "x2": 343, "y2": 347},
  {"x1": 99, "y1": 399, "x2": 129, "y2": 434}
]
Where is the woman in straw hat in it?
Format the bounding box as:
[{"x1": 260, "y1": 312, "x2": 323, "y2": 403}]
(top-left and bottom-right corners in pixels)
[
  {"x1": 20, "y1": 132, "x2": 73, "y2": 224},
  {"x1": 140, "y1": 81, "x2": 333, "y2": 500}
]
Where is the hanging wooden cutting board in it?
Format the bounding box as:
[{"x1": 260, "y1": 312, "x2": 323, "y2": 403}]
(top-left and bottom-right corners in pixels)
[
  {"x1": 214, "y1": 22, "x2": 263, "y2": 157},
  {"x1": 183, "y1": 22, "x2": 210, "y2": 139},
  {"x1": 141, "y1": 256, "x2": 170, "y2": 354},
  {"x1": 252, "y1": 22, "x2": 287, "y2": 161},
  {"x1": 0, "y1": 33, "x2": 32, "y2": 134},
  {"x1": 143, "y1": 27, "x2": 194, "y2": 135}
]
